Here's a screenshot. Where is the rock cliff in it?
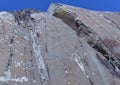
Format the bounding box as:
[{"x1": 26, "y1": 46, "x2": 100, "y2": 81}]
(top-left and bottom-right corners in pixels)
[{"x1": 0, "y1": 3, "x2": 120, "y2": 85}]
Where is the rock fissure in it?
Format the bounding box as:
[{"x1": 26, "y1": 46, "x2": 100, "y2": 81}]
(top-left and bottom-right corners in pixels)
[
  {"x1": 53, "y1": 6, "x2": 120, "y2": 77},
  {"x1": 0, "y1": 3, "x2": 120, "y2": 85}
]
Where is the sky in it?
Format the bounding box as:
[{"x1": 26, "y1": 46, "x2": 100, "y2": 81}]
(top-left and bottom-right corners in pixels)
[{"x1": 0, "y1": 0, "x2": 120, "y2": 12}]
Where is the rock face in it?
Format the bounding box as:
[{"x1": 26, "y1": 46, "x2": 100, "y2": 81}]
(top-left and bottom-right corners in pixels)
[{"x1": 0, "y1": 3, "x2": 120, "y2": 85}]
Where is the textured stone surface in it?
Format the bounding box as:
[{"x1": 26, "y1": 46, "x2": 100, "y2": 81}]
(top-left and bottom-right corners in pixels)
[{"x1": 0, "y1": 3, "x2": 120, "y2": 85}]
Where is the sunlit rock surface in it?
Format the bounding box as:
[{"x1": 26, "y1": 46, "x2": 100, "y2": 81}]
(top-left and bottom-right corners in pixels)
[{"x1": 0, "y1": 3, "x2": 120, "y2": 85}]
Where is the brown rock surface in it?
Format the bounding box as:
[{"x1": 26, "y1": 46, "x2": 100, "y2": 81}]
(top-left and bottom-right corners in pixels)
[{"x1": 0, "y1": 3, "x2": 120, "y2": 85}]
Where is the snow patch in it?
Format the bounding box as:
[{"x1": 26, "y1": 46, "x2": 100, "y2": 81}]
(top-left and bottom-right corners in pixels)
[
  {"x1": 107, "y1": 20, "x2": 112, "y2": 23},
  {"x1": 23, "y1": 36, "x2": 29, "y2": 40},
  {"x1": 73, "y1": 53, "x2": 89, "y2": 78},
  {"x1": 0, "y1": 69, "x2": 28, "y2": 83},
  {"x1": 15, "y1": 62, "x2": 21, "y2": 67},
  {"x1": 92, "y1": 72, "x2": 95, "y2": 75},
  {"x1": 14, "y1": 61, "x2": 24, "y2": 67},
  {"x1": 33, "y1": 80, "x2": 36, "y2": 83},
  {"x1": 31, "y1": 13, "x2": 45, "y2": 20},
  {"x1": 20, "y1": 53, "x2": 23, "y2": 56},
  {"x1": 30, "y1": 30, "x2": 48, "y2": 81},
  {"x1": 0, "y1": 11, "x2": 15, "y2": 24}
]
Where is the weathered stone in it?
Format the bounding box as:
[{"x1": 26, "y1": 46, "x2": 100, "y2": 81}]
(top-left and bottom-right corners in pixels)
[{"x1": 0, "y1": 3, "x2": 120, "y2": 85}]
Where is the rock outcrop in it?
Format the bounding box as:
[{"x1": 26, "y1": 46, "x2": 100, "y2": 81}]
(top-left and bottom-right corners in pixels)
[{"x1": 0, "y1": 3, "x2": 120, "y2": 85}]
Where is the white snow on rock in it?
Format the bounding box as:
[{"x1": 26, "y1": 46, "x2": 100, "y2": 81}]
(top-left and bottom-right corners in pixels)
[
  {"x1": 15, "y1": 62, "x2": 21, "y2": 67},
  {"x1": 31, "y1": 13, "x2": 45, "y2": 20},
  {"x1": 0, "y1": 69, "x2": 28, "y2": 83},
  {"x1": 73, "y1": 53, "x2": 89, "y2": 79},
  {"x1": 0, "y1": 11, "x2": 15, "y2": 24},
  {"x1": 30, "y1": 29, "x2": 48, "y2": 82}
]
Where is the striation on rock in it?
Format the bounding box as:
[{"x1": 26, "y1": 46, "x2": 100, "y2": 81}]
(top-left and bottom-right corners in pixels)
[{"x1": 0, "y1": 3, "x2": 120, "y2": 85}]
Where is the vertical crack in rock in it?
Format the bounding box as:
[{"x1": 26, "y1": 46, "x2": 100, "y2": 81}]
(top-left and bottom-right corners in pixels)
[
  {"x1": 30, "y1": 54, "x2": 36, "y2": 83},
  {"x1": 0, "y1": 30, "x2": 28, "y2": 83},
  {"x1": 12, "y1": 10, "x2": 49, "y2": 84},
  {"x1": 29, "y1": 28, "x2": 48, "y2": 84},
  {"x1": 27, "y1": 12, "x2": 48, "y2": 84},
  {"x1": 0, "y1": 4, "x2": 120, "y2": 85},
  {"x1": 52, "y1": 6, "x2": 120, "y2": 77},
  {"x1": 2, "y1": 36, "x2": 15, "y2": 83}
]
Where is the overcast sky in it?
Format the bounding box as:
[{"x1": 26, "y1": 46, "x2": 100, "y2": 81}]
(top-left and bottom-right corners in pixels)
[{"x1": 0, "y1": 0, "x2": 120, "y2": 12}]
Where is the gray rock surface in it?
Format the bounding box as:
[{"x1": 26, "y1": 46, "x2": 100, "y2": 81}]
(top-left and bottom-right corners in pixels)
[{"x1": 0, "y1": 3, "x2": 120, "y2": 85}]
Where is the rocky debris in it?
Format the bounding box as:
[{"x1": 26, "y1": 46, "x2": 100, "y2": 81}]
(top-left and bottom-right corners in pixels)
[{"x1": 0, "y1": 3, "x2": 120, "y2": 85}]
